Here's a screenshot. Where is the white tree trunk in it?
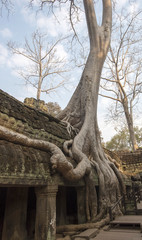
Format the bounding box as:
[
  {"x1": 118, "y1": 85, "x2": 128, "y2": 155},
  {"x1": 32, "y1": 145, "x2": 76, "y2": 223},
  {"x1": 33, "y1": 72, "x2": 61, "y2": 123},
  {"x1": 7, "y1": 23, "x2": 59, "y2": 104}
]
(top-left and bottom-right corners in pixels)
[{"x1": 123, "y1": 100, "x2": 138, "y2": 151}]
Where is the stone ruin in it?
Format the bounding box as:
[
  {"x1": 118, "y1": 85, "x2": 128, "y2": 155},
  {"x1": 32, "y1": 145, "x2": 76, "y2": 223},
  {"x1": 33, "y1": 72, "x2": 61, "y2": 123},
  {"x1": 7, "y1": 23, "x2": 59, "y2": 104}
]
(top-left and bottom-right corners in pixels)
[
  {"x1": 0, "y1": 89, "x2": 142, "y2": 240},
  {"x1": 0, "y1": 90, "x2": 99, "y2": 240}
]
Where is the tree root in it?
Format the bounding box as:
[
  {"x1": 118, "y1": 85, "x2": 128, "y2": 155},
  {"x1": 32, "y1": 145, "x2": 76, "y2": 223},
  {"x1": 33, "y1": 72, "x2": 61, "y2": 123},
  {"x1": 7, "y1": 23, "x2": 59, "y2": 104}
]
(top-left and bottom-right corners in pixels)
[
  {"x1": 91, "y1": 207, "x2": 107, "y2": 223},
  {"x1": 109, "y1": 162, "x2": 126, "y2": 195},
  {"x1": 0, "y1": 125, "x2": 91, "y2": 181},
  {"x1": 106, "y1": 153, "x2": 120, "y2": 169},
  {"x1": 60, "y1": 116, "x2": 79, "y2": 136},
  {"x1": 56, "y1": 215, "x2": 110, "y2": 233}
]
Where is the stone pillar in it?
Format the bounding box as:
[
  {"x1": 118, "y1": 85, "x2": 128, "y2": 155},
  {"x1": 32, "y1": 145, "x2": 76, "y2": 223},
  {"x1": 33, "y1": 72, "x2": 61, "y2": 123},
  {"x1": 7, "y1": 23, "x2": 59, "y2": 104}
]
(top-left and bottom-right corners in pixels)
[
  {"x1": 2, "y1": 187, "x2": 28, "y2": 240},
  {"x1": 35, "y1": 185, "x2": 58, "y2": 240}
]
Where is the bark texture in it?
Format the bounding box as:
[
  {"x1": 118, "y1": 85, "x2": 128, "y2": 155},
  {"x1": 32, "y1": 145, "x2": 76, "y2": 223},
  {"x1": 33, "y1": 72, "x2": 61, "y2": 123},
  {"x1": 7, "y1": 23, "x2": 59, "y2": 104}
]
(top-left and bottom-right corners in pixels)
[{"x1": 57, "y1": 0, "x2": 126, "y2": 221}]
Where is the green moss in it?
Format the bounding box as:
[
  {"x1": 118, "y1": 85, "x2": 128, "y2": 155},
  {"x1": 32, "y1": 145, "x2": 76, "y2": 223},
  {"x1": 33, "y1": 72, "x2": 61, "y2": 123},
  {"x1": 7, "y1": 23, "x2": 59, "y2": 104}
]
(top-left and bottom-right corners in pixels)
[
  {"x1": 1, "y1": 113, "x2": 9, "y2": 122},
  {"x1": 9, "y1": 117, "x2": 16, "y2": 125}
]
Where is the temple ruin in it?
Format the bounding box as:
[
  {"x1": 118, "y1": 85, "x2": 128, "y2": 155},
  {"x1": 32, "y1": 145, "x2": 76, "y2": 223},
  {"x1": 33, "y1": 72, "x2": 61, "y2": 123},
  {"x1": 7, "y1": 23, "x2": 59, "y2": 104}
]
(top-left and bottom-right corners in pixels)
[
  {"x1": 0, "y1": 89, "x2": 142, "y2": 240},
  {"x1": 0, "y1": 90, "x2": 99, "y2": 240}
]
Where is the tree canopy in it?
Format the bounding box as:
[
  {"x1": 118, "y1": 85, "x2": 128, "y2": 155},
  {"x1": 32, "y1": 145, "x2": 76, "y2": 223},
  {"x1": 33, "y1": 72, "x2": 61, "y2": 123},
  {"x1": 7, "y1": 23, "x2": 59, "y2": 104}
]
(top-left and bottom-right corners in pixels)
[{"x1": 105, "y1": 127, "x2": 142, "y2": 151}]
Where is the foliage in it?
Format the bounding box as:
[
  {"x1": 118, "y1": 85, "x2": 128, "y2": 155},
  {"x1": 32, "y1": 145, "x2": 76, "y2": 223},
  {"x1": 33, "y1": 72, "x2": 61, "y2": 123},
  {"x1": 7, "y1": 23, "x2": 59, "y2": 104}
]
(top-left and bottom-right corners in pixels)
[{"x1": 105, "y1": 127, "x2": 142, "y2": 151}]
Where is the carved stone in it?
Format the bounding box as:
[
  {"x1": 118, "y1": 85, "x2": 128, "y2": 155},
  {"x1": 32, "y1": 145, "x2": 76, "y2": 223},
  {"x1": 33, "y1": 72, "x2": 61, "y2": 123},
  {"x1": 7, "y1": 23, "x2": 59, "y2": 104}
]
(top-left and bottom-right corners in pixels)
[{"x1": 35, "y1": 185, "x2": 58, "y2": 240}]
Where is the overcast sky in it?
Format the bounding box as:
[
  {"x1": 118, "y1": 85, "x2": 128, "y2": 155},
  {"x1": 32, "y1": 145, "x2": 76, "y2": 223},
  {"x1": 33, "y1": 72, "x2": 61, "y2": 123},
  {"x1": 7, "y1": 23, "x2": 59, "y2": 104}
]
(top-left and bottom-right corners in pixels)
[{"x1": 0, "y1": 0, "x2": 141, "y2": 142}]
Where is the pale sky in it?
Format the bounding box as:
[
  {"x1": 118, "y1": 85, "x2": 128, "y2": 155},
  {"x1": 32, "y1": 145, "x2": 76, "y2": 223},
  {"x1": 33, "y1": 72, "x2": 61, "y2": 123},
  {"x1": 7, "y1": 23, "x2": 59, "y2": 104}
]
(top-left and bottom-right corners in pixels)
[{"x1": 0, "y1": 0, "x2": 141, "y2": 142}]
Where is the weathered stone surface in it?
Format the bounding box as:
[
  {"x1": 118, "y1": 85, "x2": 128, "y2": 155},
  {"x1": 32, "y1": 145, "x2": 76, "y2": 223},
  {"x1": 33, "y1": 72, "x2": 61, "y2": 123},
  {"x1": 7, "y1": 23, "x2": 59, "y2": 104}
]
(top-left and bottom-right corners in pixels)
[
  {"x1": 73, "y1": 229, "x2": 99, "y2": 240},
  {"x1": 0, "y1": 138, "x2": 86, "y2": 186},
  {"x1": 35, "y1": 185, "x2": 58, "y2": 240},
  {"x1": 0, "y1": 89, "x2": 73, "y2": 148},
  {"x1": 0, "y1": 139, "x2": 52, "y2": 185},
  {"x1": 118, "y1": 150, "x2": 142, "y2": 174},
  {"x1": 0, "y1": 90, "x2": 80, "y2": 186},
  {"x1": 105, "y1": 147, "x2": 142, "y2": 175},
  {"x1": 91, "y1": 230, "x2": 141, "y2": 240}
]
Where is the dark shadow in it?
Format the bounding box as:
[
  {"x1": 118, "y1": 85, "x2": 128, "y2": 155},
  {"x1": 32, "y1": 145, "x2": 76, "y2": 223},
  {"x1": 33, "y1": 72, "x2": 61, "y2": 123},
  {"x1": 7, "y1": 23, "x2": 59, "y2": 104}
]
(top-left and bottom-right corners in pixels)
[{"x1": 26, "y1": 187, "x2": 36, "y2": 240}]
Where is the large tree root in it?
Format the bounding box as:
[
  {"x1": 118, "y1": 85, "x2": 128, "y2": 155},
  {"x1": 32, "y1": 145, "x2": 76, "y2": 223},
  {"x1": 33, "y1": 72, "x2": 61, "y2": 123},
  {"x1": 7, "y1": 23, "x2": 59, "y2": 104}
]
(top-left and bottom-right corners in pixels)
[
  {"x1": 0, "y1": 125, "x2": 91, "y2": 181},
  {"x1": 56, "y1": 215, "x2": 110, "y2": 233}
]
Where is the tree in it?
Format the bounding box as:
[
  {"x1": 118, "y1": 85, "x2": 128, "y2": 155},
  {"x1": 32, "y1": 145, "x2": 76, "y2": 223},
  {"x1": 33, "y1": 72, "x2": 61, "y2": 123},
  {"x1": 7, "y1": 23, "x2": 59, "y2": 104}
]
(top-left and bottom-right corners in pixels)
[
  {"x1": 106, "y1": 127, "x2": 142, "y2": 151},
  {"x1": 0, "y1": 0, "x2": 126, "y2": 226},
  {"x1": 43, "y1": 0, "x2": 125, "y2": 222},
  {"x1": 8, "y1": 31, "x2": 69, "y2": 101},
  {"x1": 100, "y1": 8, "x2": 142, "y2": 151}
]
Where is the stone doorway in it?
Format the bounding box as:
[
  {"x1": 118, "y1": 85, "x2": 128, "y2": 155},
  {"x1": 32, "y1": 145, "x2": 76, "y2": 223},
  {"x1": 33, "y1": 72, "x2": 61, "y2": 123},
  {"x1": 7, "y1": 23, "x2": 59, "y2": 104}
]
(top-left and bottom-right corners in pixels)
[
  {"x1": 66, "y1": 187, "x2": 78, "y2": 224},
  {"x1": 0, "y1": 188, "x2": 6, "y2": 240},
  {"x1": 27, "y1": 187, "x2": 36, "y2": 240},
  {"x1": 0, "y1": 187, "x2": 37, "y2": 240},
  {"x1": 56, "y1": 186, "x2": 86, "y2": 226}
]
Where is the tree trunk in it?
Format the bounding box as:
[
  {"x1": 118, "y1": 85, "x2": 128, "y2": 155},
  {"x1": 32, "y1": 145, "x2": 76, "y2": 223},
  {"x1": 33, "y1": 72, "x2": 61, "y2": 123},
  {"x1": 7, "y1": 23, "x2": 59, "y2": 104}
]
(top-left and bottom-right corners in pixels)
[
  {"x1": 37, "y1": 61, "x2": 42, "y2": 101},
  {"x1": 57, "y1": 0, "x2": 126, "y2": 221},
  {"x1": 123, "y1": 100, "x2": 138, "y2": 151}
]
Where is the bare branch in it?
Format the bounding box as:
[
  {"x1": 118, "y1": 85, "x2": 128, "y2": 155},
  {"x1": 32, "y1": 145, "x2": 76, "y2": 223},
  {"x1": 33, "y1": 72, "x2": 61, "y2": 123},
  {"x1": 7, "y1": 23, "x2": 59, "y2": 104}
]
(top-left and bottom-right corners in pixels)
[
  {"x1": 8, "y1": 31, "x2": 70, "y2": 100},
  {"x1": 101, "y1": 8, "x2": 142, "y2": 150}
]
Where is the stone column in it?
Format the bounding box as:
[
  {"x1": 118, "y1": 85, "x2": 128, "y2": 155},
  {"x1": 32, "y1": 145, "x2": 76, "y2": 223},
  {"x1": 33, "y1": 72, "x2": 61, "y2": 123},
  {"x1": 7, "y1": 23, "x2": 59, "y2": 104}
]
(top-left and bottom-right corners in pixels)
[
  {"x1": 35, "y1": 185, "x2": 58, "y2": 240},
  {"x1": 2, "y1": 187, "x2": 28, "y2": 240}
]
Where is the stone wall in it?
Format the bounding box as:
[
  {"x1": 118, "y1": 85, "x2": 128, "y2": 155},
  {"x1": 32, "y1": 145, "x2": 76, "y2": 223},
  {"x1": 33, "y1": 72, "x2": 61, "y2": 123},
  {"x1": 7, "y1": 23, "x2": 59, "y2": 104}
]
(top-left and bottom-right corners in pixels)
[
  {"x1": 118, "y1": 150, "x2": 142, "y2": 175},
  {"x1": 0, "y1": 90, "x2": 85, "y2": 187},
  {"x1": 24, "y1": 97, "x2": 49, "y2": 114},
  {"x1": 0, "y1": 90, "x2": 73, "y2": 149}
]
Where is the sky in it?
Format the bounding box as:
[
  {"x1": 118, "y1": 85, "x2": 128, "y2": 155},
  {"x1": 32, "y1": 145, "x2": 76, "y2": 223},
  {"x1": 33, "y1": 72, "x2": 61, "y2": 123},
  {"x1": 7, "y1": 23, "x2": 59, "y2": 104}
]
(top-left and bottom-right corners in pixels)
[{"x1": 0, "y1": 0, "x2": 142, "y2": 142}]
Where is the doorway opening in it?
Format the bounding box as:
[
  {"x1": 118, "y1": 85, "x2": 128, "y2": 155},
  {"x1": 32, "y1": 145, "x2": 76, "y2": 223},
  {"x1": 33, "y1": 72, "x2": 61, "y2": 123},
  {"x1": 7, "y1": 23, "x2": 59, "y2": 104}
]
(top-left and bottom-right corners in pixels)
[{"x1": 56, "y1": 186, "x2": 78, "y2": 225}]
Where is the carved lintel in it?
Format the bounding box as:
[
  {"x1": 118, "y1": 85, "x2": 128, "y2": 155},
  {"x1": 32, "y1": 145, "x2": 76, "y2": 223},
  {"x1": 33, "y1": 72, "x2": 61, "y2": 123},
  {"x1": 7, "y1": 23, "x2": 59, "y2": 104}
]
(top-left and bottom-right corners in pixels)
[{"x1": 35, "y1": 185, "x2": 58, "y2": 197}]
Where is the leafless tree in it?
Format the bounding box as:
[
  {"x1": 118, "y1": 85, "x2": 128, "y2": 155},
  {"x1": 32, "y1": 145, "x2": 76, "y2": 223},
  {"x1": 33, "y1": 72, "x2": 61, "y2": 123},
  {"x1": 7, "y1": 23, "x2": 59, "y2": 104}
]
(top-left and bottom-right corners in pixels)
[
  {"x1": 100, "y1": 9, "x2": 142, "y2": 151},
  {"x1": 8, "y1": 31, "x2": 69, "y2": 101}
]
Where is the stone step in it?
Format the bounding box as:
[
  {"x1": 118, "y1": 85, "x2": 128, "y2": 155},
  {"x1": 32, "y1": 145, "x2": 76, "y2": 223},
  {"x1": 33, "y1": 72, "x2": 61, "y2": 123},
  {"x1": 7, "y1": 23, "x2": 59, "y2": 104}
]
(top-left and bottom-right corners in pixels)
[
  {"x1": 90, "y1": 230, "x2": 142, "y2": 240},
  {"x1": 73, "y1": 228, "x2": 99, "y2": 240},
  {"x1": 109, "y1": 229, "x2": 140, "y2": 233},
  {"x1": 110, "y1": 215, "x2": 142, "y2": 232}
]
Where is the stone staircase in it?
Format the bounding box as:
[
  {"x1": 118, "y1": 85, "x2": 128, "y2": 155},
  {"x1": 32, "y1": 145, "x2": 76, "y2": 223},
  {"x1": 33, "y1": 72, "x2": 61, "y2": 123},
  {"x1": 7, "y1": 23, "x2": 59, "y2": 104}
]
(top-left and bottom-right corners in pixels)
[
  {"x1": 57, "y1": 200, "x2": 142, "y2": 240},
  {"x1": 109, "y1": 215, "x2": 142, "y2": 231},
  {"x1": 72, "y1": 215, "x2": 142, "y2": 240}
]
